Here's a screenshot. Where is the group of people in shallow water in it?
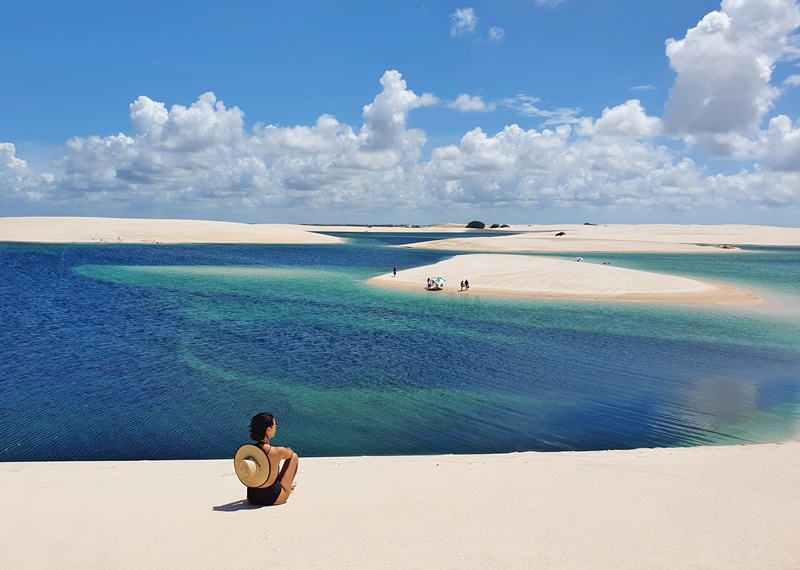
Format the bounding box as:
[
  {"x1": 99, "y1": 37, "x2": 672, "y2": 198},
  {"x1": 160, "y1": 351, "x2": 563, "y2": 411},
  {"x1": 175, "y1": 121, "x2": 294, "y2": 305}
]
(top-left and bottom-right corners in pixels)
[
  {"x1": 426, "y1": 277, "x2": 442, "y2": 290},
  {"x1": 423, "y1": 277, "x2": 470, "y2": 291}
]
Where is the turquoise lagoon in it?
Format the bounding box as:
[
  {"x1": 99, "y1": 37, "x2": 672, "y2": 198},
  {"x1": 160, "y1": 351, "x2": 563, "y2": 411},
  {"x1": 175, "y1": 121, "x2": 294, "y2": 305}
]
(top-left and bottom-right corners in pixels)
[{"x1": 1, "y1": 233, "x2": 799, "y2": 461}]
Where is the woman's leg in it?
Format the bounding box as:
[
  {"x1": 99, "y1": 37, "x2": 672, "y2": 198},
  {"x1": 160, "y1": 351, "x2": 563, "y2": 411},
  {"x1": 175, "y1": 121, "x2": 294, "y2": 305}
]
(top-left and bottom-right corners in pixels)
[
  {"x1": 278, "y1": 453, "x2": 294, "y2": 481},
  {"x1": 274, "y1": 453, "x2": 299, "y2": 505}
]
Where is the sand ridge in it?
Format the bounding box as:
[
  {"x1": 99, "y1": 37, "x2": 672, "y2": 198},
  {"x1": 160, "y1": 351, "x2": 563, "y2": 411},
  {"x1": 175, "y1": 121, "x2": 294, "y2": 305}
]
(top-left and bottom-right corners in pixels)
[
  {"x1": 0, "y1": 217, "x2": 344, "y2": 244},
  {"x1": 397, "y1": 223, "x2": 800, "y2": 253},
  {"x1": 2, "y1": 443, "x2": 799, "y2": 569},
  {"x1": 2, "y1": 218, "x2": 799, "y2": 250}
]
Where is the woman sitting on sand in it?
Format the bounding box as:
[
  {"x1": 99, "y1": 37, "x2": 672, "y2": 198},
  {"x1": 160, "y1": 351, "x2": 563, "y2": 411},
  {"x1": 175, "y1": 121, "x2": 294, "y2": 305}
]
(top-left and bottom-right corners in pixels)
[{"x1": 246, "y1": 412, "x2": 299, "y2": 506}]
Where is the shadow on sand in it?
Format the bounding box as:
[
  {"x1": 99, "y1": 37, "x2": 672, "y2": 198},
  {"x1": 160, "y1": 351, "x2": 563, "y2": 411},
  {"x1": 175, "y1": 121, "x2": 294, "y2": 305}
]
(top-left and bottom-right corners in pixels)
[{"x1": 213, "y1": 499, "x2": 263, "y2": 512}]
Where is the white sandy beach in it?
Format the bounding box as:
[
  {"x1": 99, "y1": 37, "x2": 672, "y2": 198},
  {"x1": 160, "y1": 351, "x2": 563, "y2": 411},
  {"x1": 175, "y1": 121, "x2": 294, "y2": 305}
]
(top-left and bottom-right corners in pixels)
[
  {"x1": 371, "y1": 253, "x2": 760, "y2": 305},
  {"x1": 2, "y1": 443, "x2": 799, "y2": 569}
]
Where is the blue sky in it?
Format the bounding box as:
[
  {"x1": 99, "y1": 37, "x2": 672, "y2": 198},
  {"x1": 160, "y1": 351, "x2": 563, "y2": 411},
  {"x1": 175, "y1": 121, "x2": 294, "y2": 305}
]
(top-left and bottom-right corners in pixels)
[{"x1": 2, "y1": 0, "x2": 800, "y2": 224}]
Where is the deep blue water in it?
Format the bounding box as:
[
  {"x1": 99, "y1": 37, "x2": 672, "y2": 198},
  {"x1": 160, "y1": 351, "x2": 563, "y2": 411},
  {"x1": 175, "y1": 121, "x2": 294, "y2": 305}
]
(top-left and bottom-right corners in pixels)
[{"x1": 1, "y1": 235, "x2": 799, "y2": 461}]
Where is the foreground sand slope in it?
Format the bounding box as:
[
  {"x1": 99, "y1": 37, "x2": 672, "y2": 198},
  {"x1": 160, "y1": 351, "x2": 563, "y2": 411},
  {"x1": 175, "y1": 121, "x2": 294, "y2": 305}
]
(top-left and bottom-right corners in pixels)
[
  {"x1": 371, "y1": 254, "x2": 759, "y2": 304},
  {"x1": 0, "y1": 217, "x2": 343, "y2": 244},
  {"x1": 401, "y1": 224, "x2": 800, "y2": 253},
  {"x1": 2, "y1": 443, "x2": 798, "y2": 569}
]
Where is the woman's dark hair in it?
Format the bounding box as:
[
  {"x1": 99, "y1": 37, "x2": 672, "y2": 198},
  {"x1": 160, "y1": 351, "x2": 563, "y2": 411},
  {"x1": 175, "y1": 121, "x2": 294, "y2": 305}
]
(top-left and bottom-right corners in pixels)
[{"x1": 249, "y1": 412, "x2": 275, "y2": 441}]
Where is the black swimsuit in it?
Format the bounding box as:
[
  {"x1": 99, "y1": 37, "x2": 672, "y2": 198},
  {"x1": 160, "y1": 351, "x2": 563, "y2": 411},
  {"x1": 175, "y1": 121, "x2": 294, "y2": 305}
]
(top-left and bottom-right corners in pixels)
[{"x1": 246, "y1": 443, "x2": 283, "y2": 506}]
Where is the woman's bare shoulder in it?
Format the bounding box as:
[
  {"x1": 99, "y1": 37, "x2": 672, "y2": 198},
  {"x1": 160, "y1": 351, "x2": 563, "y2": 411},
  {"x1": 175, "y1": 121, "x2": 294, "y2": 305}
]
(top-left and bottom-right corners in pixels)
[{"x1": 270, "y1": 445, "x2": 295, "y2": 459}]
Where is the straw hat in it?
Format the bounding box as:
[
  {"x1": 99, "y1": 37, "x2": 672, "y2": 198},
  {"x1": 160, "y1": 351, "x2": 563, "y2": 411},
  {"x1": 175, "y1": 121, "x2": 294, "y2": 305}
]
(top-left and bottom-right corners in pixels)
[{"x1": 234, "y1": 444, "x2": 271, "y2": 487}]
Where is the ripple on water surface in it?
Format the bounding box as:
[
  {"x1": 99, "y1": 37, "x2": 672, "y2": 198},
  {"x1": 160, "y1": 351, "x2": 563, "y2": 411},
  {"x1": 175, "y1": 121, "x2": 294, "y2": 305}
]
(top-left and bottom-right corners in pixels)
[{"x1": 1, "y1": 241, "x2": 799, "y2": 460}]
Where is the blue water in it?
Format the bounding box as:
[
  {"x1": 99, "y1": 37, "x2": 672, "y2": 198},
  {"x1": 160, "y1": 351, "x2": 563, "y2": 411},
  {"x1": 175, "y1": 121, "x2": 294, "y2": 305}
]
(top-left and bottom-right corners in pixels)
[{"x1": 1, "y1": 235, "x2": 799, "y2": 461}]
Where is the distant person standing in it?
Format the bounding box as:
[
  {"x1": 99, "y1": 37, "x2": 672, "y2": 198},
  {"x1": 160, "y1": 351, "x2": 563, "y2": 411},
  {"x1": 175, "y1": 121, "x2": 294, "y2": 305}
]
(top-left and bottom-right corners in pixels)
[
  {"x1": 460, "y1": 280, "x2": 464, "y2": 291},
  {"x1": 464, "y1": 279, "x2": 470, "y2": 290},
  {"x1": 393, "y1": 267, "x2": 397, "y2": 277}
]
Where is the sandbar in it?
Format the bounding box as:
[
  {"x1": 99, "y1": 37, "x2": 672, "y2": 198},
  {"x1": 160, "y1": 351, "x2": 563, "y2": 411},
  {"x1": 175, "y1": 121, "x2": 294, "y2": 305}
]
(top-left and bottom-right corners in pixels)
[
  {"x1": 1, "y1": 443, "x2": 798, "y2": 568},
  {"x1": 371, "y1": 254, "x2": 760, "y2": 305}
]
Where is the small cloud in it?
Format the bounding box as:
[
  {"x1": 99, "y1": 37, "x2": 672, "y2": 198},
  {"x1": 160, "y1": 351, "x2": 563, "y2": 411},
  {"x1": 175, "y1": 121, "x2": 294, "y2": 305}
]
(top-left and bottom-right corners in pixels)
[
  {"x1": 488, "y1": 27, "x2": 505, "y2": 42},
  {"x1": 630, "y1": 85, "x2": 656, "y2": 91},
  {"x1": 448, "y1": 94, "x2": 497, "y2": 113},
  {"x1": 450, "y1": 7, "x2": 477, "y2": 37},
  {"x1": 534, "y1": 0, "x2": 566, "y2": 7},
  {"x1": 586, "y1": 100, "x2": 662, "y2": 138},
  {"x1": 784, "y1": 75, "x2": 800, "y2": 88},
  {"x1": 502, "y1": 94, "x2": 582, "y2": 125},
  {"x1": 502, "y1": 94, "x2": 542, "y2": 114}
]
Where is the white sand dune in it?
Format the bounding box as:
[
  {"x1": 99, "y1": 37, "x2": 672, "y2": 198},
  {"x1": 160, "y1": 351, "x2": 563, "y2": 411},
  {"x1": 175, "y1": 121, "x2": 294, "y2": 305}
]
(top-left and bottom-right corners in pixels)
[
  {"x1": 2, "y1": 218, "x2": 798, "y2": 252},
  {"x1": 0, "y1": 217, "x2": 343, "y2": 244},
  {"x1": 2, "y1": 443, "x2": 799, "y2": 569},
  {"x1": 371, "y1": 254, "x2": 759, "y2": 305},
  {"x1": 400, "y1": 224, "x2": 800, "y2": 253},
  {"x1": 295, "y1": 223, "x2": 474, "y2": 233}
]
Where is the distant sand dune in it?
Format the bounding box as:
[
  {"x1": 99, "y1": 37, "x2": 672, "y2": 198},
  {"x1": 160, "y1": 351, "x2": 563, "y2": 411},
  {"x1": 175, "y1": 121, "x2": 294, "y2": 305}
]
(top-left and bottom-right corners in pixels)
[
  {"x1": 397, "y1": 223, "x2": 800, "y2": 253},
  {"x1": 2, "y1": 218, "x2": 798, "y2": 250},
  {"x1": 0, "y1": 217, "x2": 343, "y2": 244}
]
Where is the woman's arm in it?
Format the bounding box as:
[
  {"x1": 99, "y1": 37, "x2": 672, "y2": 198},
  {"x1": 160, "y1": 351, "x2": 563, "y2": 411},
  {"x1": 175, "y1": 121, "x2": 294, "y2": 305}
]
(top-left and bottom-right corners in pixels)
[
  {"x1": 275, "y1": 446, "x2": 295, "y2": 460},
  {"x1": 274, "y1": 446, "x2": 299, "y2": 503}
]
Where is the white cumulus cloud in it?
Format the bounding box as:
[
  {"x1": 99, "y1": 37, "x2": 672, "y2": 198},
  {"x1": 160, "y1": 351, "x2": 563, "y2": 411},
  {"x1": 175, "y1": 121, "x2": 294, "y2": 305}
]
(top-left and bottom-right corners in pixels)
[
  {"x1": 664, "y1": 0, "x2": 800, "y2": 144},
  {"x1": 0, "y1": 143, "x2": 49, "y2": 202},
  {"x1": 488, "y1": 27, "x2": 505, "y2": 42},
  {"x1": 8, "y1": 71, "x2": 445, "y2": 217},
  {"x1": 448, "y1": 94, "x2": 497, "y2": 113},
  {"x1": 578, "y1": 100, "x2": 662, "y2": 138},
  {"x1": 759, "y1": 114, "x2": 800, "y2": 171},
  {"x1": 3, "y1": 37, "x2": 800, "y2": 222},
  {"x1": 360, "y1": 70, "x2": 437, "y2": 151},
  {"x1": 450, "y1": 7, "x2": 478, "y2": 37}
]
